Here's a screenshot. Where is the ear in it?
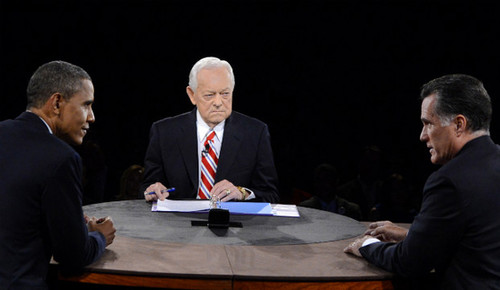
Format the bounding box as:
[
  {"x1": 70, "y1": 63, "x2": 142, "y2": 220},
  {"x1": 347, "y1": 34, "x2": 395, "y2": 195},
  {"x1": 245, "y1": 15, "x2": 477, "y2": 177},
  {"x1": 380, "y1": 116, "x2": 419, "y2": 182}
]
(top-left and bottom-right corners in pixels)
[
  {"x1": 186, "y1": 86, "x2": 196, "y2": 105},
  {"x1": 47, "y1": 93, "x2": 64, "y2": 115},
  {"x1": 454, "y1": 114, "x2": 467, "y2": 136}
]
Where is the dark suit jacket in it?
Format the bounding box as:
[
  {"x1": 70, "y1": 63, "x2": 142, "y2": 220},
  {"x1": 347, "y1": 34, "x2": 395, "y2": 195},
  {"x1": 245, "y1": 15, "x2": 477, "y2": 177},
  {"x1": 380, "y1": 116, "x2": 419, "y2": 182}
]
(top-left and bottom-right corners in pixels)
[
  {"x1": 0, "y1": 112, "x2": 106, "y2": 289},
  {"x1": 141, "y1": 109, "x2": 279, "y2": 202},
  {"x1": 360, "y1": 136, "x2": 500, "y2": 289}
]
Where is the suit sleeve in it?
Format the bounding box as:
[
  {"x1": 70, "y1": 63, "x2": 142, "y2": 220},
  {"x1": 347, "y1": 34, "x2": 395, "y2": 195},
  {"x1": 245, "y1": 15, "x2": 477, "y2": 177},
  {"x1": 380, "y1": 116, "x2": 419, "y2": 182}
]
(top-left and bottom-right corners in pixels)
[
  {"x1": 359, "y1": 172, "x2": 465, "y2": 277},
  {"x1": 249, "y1": 124, "x2": 279, "y2": 203},
  {"x1": 140, "y1": 123, "x2": 169, "y2": 194},
  {"x1": 42, "y1": 152, "x2": 106, "y2": 270}
]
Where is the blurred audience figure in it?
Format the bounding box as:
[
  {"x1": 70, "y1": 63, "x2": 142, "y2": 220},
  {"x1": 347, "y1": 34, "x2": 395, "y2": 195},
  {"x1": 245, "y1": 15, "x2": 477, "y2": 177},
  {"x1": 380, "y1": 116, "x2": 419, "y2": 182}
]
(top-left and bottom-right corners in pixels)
[
  {"x1": 116, "y1": 164, "x2": 144, "y2": 200},
  {"x1": 378, "y1": 173, "x2": 419, "y2": 223},
  {"x1": 76, "y1": 140, "x2": 107, "y2": 205},
  {"x1": 337, "y1": 145, "x2": 385, "y2": 221},
  {"x1": 300, "y1": 164, "x2": 362, "y2": 220}
]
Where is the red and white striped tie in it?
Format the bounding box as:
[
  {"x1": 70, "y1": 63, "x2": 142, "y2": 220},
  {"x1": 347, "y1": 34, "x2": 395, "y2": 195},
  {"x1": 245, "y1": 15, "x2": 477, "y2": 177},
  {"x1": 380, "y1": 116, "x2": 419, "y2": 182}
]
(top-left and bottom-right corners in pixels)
[{"x1": 198, "y1": 131, "x2": 218, "y2": 199}]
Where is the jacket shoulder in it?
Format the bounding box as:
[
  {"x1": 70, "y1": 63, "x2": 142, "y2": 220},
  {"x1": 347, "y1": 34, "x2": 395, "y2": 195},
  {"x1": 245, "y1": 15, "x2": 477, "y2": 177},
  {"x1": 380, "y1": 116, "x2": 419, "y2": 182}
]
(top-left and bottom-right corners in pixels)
[{"x1": 153, "y1": 111, "x2": 193, "y2": 127}]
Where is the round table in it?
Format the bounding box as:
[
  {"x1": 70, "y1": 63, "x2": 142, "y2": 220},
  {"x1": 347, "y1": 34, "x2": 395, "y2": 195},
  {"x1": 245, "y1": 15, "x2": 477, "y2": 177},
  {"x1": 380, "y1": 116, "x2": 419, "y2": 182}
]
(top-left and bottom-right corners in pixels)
[{"x1": 53, "y1": 200, "x2": 396, "y2": 289}]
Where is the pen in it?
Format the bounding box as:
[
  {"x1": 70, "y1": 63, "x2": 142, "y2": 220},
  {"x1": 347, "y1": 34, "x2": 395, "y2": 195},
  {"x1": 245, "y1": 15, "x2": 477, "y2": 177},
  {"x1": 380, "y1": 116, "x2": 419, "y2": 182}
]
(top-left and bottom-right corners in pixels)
[{"x1": 146, "y1": 187, "x2": 176, "y2": 195}]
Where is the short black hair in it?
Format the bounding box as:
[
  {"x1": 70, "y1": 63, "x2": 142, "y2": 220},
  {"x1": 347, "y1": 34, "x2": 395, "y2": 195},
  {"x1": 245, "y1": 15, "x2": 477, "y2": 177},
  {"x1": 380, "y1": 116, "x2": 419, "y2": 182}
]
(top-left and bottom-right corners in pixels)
[
  {"x1": 420, "y1": 74, "x2": 492, "y2": 132},
  {"x1": 26, "y1": 60, "x2": 91, "y2": 109}
]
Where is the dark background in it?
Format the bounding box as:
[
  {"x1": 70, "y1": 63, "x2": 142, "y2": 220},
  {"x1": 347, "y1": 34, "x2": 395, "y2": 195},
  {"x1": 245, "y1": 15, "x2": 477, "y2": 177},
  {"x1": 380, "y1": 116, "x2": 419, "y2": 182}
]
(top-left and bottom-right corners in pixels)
[{"x1": 1, "y1": 0, "x2": 499, "y2": 204}]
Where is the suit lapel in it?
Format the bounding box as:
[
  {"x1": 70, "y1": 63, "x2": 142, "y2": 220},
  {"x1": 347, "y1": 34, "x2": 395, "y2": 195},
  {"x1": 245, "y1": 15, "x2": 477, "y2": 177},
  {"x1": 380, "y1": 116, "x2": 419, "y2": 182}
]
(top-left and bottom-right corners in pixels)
[
  {"x1": 178, "y1": 109, "x2": 199, "y2": 189},
  {"x1": 216, "y1": 113, "x2": 243, "y2": 181}
]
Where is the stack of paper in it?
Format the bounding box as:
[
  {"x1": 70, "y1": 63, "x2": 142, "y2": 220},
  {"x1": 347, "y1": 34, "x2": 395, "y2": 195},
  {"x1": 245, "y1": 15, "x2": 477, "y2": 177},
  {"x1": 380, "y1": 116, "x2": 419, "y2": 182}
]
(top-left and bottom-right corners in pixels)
[{"x1": 152, "y1": 200, "x2": 300, "y2": 217}]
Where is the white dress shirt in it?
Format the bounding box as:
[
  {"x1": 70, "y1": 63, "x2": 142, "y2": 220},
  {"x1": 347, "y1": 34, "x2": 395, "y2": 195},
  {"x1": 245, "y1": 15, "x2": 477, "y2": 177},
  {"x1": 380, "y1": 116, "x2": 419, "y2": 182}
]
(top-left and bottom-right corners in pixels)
[{"x1": 195, "y1": 110, "x2": 254, "y2": 200}]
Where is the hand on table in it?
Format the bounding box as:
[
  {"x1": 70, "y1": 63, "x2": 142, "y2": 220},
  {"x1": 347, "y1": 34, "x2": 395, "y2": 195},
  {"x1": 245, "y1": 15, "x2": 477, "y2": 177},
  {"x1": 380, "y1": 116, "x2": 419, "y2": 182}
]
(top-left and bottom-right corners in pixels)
[
  {"x1": 210, "y1": 179, "x2": 244, "y2": 201},
  {"x1": 87, "y1": 216, "x2": 116, "y2": 247},
  {"x1": 343, "y1": 235, "x2": 374, "y2": 257},
  {"x1": 364, "y1": 220, "x2": 408, "y2": 243}
]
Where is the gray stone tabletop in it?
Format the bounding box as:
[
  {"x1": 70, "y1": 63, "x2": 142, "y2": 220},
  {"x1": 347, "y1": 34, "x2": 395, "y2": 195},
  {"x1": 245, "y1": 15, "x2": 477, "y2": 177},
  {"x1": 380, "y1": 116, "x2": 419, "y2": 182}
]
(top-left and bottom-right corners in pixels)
[{"x1": 83, "y1": 200, "x2": 365, "y2": 246}]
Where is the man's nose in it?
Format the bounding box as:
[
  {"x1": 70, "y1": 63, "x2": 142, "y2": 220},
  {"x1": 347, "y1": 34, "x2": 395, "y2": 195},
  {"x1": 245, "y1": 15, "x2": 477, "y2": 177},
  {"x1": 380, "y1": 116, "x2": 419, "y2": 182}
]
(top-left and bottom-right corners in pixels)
[
  {"x1": 213, "y1": 94, "x2": 223, "y2": 106},
  {"x1": 88, "y1": 108, "x2": 96, "y2": 123},
  {"x1": 419, "y1": 127, "x2": 427, "y2": 142}
]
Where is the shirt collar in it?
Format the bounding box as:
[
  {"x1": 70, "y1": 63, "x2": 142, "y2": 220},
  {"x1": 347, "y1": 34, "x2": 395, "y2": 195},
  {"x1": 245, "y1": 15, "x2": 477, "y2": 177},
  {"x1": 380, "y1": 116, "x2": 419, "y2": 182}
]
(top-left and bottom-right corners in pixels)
[{"x1": 196, "y1": 109, "x2": 225, "y2": 143}]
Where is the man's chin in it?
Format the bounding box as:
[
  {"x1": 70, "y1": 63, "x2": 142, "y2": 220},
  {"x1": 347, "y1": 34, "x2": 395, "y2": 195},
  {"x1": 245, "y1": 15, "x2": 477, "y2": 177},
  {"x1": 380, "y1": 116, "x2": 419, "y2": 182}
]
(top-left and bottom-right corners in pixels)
[
  {"x1": 59, "y1": 134, "x2": 83, "y2": 146},
  {"x1": 430, "y1": 156, "x2": 445, "y2": 165},
  {"x1": 208, "y1": 116, "x2": 229, "y2": 126}
]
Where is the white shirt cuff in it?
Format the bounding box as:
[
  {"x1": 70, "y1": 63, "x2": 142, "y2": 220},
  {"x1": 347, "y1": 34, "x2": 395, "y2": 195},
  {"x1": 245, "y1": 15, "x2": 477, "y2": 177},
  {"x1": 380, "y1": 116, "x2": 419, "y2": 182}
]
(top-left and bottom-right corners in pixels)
[
  {"x1": 362, "y1": 237, "x2": 381, "y2": 247},
  {"x1": 243, "y1": 187, "x2": 255, "y2": 200}
]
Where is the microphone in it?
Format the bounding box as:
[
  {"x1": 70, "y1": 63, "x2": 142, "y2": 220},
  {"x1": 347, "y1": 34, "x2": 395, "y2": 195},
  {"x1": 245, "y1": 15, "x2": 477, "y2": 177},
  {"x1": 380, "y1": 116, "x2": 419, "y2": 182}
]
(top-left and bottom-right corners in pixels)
[{"x1": 202, "y1": 143, "x2": 210, "y2": 154}]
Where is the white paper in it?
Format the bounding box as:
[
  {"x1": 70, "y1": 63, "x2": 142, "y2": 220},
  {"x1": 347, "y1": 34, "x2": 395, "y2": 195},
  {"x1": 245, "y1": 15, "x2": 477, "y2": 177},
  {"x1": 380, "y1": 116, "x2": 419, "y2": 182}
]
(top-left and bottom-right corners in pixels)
[
  {"x1": 271, "y1": 204, "x2": 300, "y2": 217},
  {"x1": 155, "y1": 199, "x2": 210, "y2": 212}
]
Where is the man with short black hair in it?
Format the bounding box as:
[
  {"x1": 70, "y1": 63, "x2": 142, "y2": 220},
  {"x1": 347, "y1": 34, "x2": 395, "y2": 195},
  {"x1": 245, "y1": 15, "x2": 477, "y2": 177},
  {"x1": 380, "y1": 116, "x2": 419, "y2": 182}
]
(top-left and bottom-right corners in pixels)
[{"x1": 0, "y1": 61, "x2": 116, "y2": 289}]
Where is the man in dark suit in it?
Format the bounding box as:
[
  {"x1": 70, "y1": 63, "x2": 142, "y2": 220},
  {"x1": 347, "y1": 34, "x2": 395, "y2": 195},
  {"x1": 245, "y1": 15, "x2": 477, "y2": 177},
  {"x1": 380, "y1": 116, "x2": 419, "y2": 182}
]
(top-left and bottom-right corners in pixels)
[
  {"x1": 344, "y1": 74, "x2": 500, "y2": 289},
  {"x1": 0, "y1": 61, "x2": 116, "y2": 289},
  {"x1": 141, "y1": 57, "x2": 279, "y2": 203}
]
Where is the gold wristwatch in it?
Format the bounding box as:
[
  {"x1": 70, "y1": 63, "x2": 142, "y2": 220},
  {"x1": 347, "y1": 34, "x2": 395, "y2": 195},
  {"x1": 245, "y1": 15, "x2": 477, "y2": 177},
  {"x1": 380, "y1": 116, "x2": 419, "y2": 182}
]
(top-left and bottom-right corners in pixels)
[{"x1": 236, "y1": 186, "x2": 248, "y2": 200}]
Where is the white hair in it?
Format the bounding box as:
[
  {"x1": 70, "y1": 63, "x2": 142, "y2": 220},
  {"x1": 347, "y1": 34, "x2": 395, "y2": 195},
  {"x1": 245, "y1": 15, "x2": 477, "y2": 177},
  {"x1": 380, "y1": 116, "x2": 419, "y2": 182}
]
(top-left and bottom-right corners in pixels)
[{"x1": 188, "y1": 57, "x2": 235, "y2": 92}]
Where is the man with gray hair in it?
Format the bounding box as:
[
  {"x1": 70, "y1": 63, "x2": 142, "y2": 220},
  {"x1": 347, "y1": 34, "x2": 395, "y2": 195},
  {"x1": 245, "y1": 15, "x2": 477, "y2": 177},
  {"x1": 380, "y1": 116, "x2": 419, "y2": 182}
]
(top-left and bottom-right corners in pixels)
[
  {"x1": 141, "y1": 57, "x2": 279, "y2": 203},
  {"x1": 344, "y1": 74, "x2": 500, "y2": 289},
  {"x1": 0, "y1": 61, "x2": 116, "y2": 288}
]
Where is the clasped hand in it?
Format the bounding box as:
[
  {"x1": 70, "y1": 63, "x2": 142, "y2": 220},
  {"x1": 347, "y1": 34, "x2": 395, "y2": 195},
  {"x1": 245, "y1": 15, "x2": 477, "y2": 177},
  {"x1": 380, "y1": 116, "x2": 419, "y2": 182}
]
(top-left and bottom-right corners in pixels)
[
  {"x1": 85, "y1": 215, "x2": 116, "y2": 247},
  {"x1": 364, "y1": 220, "x2": 408, "y2": 243},
  {"x1": 344, "y1": 221, "x2": 408, "y2": 257}
]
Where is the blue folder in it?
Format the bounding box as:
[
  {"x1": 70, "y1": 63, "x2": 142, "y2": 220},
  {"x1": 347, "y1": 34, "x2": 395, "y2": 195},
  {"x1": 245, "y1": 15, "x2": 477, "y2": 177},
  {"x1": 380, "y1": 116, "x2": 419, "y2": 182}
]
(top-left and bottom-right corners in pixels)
[{"x1": 220, "y1": 202, "x2": 273, "y2": 215}]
